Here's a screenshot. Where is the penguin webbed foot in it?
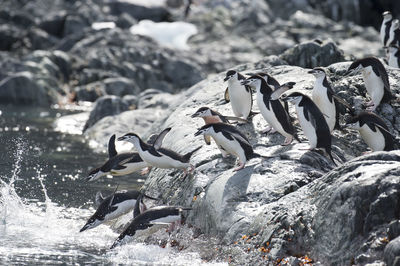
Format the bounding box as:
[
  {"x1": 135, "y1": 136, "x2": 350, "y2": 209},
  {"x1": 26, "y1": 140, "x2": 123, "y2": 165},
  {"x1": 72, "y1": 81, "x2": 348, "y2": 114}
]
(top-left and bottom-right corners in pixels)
[
  {"x1": 140, "y1": 166, "x2": 152, "y2": 175},
  {"x1": 233, "y1": 162, "x2": 245, "y2": 171},
  {"x1": 282, "y1": 136, "x2": 293, "y2": 146}
]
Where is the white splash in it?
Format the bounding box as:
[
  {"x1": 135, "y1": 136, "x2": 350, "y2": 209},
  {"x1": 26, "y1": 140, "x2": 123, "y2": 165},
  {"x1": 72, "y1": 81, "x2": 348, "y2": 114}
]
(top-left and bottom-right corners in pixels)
[{"x1": 130, "y1": 20, "x2": 198, "y2": 50}]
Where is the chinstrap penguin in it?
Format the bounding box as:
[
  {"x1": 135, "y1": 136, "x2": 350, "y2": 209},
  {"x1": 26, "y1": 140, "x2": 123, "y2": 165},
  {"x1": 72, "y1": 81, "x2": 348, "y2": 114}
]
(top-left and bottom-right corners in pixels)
[
  {"x1": 194, "y1": 123, "x2": 265, "y2": 171},
  {"x1": 80, "y1": 190, "x2": 158, "y2": 232},
  {"x1": 388, "y1": 19, "x2": 400, "y2": 47},
  {"x1": 381, "y1": 11, "x2": 393, "y2": 47},
  {"x1": 346, "y1": 111, "x2": 395, "y2": 152},
  {"x1": 387, "y1": 45, "x2": 400, "y2": 68},
  {"x1": 118, "y1": 128, "x2": 201, "y2": 176},
  {"x1": 224, "y1": 70, "x2": 253, "y2": 120},
  {"x1": 347, "y1": 57, "x2": 392, "y2": 111},
  {"x1": 87, "y1": 134, "x2": 149, "y2": 182},
  {"x1": 110, "y1": 206, "x2": 191, "y2": 249},
  {"x1": 281, "y1": 92, "x2": 337, "y2": 165},
  {"x1": 241, "y1": 75, "x2": 299, "y2": 145}
]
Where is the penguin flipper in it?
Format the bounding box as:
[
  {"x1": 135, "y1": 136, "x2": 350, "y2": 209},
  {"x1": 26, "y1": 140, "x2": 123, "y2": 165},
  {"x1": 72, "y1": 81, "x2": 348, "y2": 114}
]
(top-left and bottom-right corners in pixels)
[
  {"x1": 153, "y1": 128, "x2": 172, "y2": 150},
  {"x1": 95, "y1": 191, "x2": 105, "y2": 207},
  {"x1": 114, "y1": 164, "x2": 127, "y2": 170},
  {"x1": 333, "y1": 95, "x2": 354, "y2": 115},
  {"x1": 133, "y1": 194, "x2": 143, "y2": 218},
  {"x1": 108, "y1": 134, "x2": 118, "y2": 158},
  {"x1": 224, "y1": 87, "x2": 230, "y2": 103}
]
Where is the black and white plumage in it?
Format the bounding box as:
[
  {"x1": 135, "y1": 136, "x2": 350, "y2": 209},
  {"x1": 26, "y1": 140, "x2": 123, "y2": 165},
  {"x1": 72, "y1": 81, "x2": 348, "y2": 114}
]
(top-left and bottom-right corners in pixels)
[
  {"x1": 87, "y1": 135, "x2": 148, "y2": 181},
  {"x1": 118, "y1": 128, "x2": 201, "y2": 175},
  {"x1": 224, "y1": 70, "x2": 253, "y2": 119},
  {"x1": 381, "y1": 11, "x2": 393, "y2": 47},
  {"x1": 347, "y1": 57, "x2": 393, "y2": 111},
  {"x1": 80, "y1": 190, "x2": 158, "y2": 232},
  {"x1": 346, "y1": 112, "x2": 395, "y2": 152},
  {"x1": 388, "y1": 45, "x2": 400, "y2": 68},
  {"x1": 281, "y1": 92, "x2": 336, "y2": 165},
  {"x1": 194, "y1": 123, "x2": 258, "y2": 171},
  {"x1": 388, "y1": 19, "x2": 400, "y2": 47},
  {"x1": 241, "y1": 75, "x2": 299, "y2": 145},
  {"x1": 110, "y1": 206, "x2": 191, "y2": 249}
]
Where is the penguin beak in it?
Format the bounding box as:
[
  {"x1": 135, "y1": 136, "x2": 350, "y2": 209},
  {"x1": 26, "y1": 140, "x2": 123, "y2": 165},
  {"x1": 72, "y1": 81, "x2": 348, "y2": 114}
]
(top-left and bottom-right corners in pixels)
[
  {"x1": 191, "y1": 112, "x2": 199, "y2": 118},
  {"x1": 117, "y1": 136, "x2": 126, "y2": 141},
  {"x1": 194, "y1": 130, "x2": 202, "y2": 136},
  {"x1": 240, "y1": 80, "x2": 250, "y2": 86},
  {"x1": 308, "y1": 70, "x2": 316, "y2": 74},
  {"x1": 270, "y1": 82, "x2": 295, "y2": 100},
  {"x1": 80, "y1": 223, "x2": 90, "y2": 232},
  {"x1": 223, "y1": 76, "x2": 231, "y2": 82}
]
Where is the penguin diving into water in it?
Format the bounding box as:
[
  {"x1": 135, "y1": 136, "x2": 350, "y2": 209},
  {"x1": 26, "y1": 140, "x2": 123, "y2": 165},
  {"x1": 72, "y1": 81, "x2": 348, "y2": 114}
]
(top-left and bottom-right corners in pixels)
[
  {"x1": 87, "y1": 134, "x2": 149, "y2": 182},
  {"x1": 345, "y1": 111, "x2": 395, "y2": 152},
  {"x1": 346, "y1": 57, "x2": 393, "y2": 111},
  {"x1": 110, "y1": 206, "x2": 191, "y2": 249},
  {"x1": 118, "y1": 128, "x2": 201, "y2": 176},
  {"x1": 80, "y1": 190, "x2": 158, "y2": 232},
  {"x1": 241, "y1": 75, "x2": 299, "y2": 145},
  {"x1": 281, "y1": 92, "x2": 337, "y2": 166}
]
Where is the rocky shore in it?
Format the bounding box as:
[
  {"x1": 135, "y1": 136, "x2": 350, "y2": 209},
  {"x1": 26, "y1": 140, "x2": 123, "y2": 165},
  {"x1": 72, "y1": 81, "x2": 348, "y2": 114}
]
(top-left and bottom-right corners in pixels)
[{"x1": 2, "y1": 0, "x2": 400, "y2": 264}]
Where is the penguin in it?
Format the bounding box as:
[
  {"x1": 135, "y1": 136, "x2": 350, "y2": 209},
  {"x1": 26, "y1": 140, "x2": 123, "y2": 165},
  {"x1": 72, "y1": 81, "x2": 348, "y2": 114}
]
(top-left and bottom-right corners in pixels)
[
  {"x1": 388, "y1": 45, "x2": 400, "y2": 68},
  {"x1": 80, "y1": 190, "x2": 158, "y2": 232},
  {"x1": 281, "y1": 92, "x2": 336, "y2": 165},
  {"x1": 224, "y1": 70, "x2": 253, "y2": 119},
  {"x1": 87, "y1": 134, "x2": 149, "y2": 181},
  {"x1": 194, "y1": 123, "x2": 261, "y2": 171},
  {"x1": 241, "y1": 75, "x2": 299, "y2": 145},
  {"x1": 345, "y1": 111, "x2": 395, "y2": 152},
  {"x1": 110, "y1": 206, "x2": 191, "y2": 249},
  {"x1": 347, "y1": 57, "x2": 392, "y2": 111},
  {"x1": 381, "y1": 11, "x2": 393, "y2": 47},
  {"x1": 118, "y1": 128, "x2": 201, "y2": 176},
  {"x1": 388, "y1": 19, "x2": 400, "y2": 47}
]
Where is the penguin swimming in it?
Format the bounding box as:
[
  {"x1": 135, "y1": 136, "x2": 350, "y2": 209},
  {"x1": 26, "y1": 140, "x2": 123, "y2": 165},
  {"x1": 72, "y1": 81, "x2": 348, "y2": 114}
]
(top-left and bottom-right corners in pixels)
[
  {"x1": 347, "y1": 57, "x2": 392, "y2": 111},
  {"x1": 110, "y1": 206, "x2": 191, "y2": 249},
  {"x1": 118, "y1": 128, "x2": 201, "y2": 176},
  {"x1": 346, "y1": 111, "x2": 395, "y2": 152},
  {"x1": 281, "y1": 92, "x2": 336, "y2": 165},
  {"x1": 87, "y1": 134, "x2": 149, "y2": 182},
  {"x1": 241, "y1": 75, "x2": 299, "y2": 145},
  {"x1": 381, "y1": 11, "x2": 393, "y2": 47},
  {"x1": 80, "y1": 190, "x2": 158, "y2": 232},
  {"x1": 194, "y1": 123, "x2": 261, "y2": 171},
  {"x1": 224, "y1": 70, "x2": 253, "y2": 120},
  {"x1": 388, "y1": 45, "x2": 400, "y2": 68}
]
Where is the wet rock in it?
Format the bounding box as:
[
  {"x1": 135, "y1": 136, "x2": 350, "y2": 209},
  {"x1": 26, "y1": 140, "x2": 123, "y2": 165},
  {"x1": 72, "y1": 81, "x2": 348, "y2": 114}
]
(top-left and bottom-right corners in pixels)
[
  {"x1": 83, "y1": 95, "x2": 129, "y2": 131},
  {"x1": 280, "y1": 39, "x2": 345, "y2": 68}
]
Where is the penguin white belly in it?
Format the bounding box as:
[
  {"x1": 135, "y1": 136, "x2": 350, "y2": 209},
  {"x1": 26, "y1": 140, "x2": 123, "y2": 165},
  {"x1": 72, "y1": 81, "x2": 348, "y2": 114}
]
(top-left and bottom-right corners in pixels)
[
  {"x1": 150, "y1": 215, "x2": 180, "y2": 224},
  {"x1": 362, "y1": 67, "x2": 384, "y2": 107},
  {"x1": 296, "y1": 105, "x2": 318, "y2": 149},
  {"x1": 228, "y1": 81, "x2": 252, "y2": 119},
  {"x1": 257, "y1": 95, "x2": 290, "y2": 138},
  {"x1": 112, "y1": 161, "x2": 148, "y2": 176},
  {"x1": 140, "y1": 150, "x2": 187, "y2": 169},
  {"x1": 211, "y1": 132, "x2": 247, "y2": 163},
  {"x1": 312, "y1": 88, "x2": 336, "y2": 132},
  {"x1": 359, "y1": 125, "x2": 385, "y2": 151},
  {"x1": 380, "y1": 24, "x2": 386, "y2": 45},
  {"x1": 104, "y1": 199, "x2": 137, "y2": 221}
]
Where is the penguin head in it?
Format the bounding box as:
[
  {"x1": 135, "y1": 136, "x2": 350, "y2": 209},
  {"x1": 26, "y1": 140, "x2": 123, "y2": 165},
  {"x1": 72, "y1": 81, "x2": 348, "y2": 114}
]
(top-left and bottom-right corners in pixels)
[
  {"x1": 80, "y1": 216, "x2": 103, "y2": 232},
  {"x1": 281, "y1": 92, "x2": 303, "y2": 105},
  {"x1": 87, "y1": 167, "x2": 105, "y2": 182},
  {"x1": 224, "y1": 70, "x2": 237, "y2": 81},
  {"x1": 241, "y1": 75, "x2": 263, "y2": 90},
  {"x1": 345, "y1": 115, "x2": 361, "y2": 130},
  {"x1": 191, "y1": 107, "x2": 213, "y2": 118},
  {"x1": 347, "y1": 61, "x2": 363, "y2": 75},
  {"x1": 118, "y1": 133, "x2": 140, "y2": 143},
  {"x1": 393, "y1": 19, "x2": 400, "y2": 29},
  {"x1": 194, "y1": 124, "x2": 213, "y2": 136},
  {"x1": 383, "y1": 11, "x2": 392, "y2": 21},
  {"x1": 308, "y1": 67, "x2": 326, "y2": 78}
]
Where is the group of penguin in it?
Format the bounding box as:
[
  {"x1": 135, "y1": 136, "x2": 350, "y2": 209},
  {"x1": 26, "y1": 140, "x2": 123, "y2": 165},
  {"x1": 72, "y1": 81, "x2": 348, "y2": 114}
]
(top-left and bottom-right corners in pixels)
[{"x1": 79, "y1": 11, "x2": 399, "y2": 249}]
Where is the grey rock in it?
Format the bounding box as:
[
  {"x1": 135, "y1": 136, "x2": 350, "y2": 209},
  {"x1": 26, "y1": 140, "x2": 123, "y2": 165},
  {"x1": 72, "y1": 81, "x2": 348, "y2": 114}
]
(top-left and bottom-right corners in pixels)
[
  {"x1": 38, "y1": 11, "x2": 67, "y2": 37},
  {"x1": 74, "y1": 82, "x2": 106, "y2": 102},
  {"x1": 389, "y1": 221, "x2": 400, "y2": 241},
  {"x1": 63, "y1": 15, "x2": 89, "y2": 37},
  {"x1": 137, "y1": 89, "x2": 181, "y2": 109},
  {"x1": 83, "y1": 95, "x2": 129, "y2": 131},
  {"x1": 115, "y1": 13, "x2": 137, "y2": 29},
  {"x1": 385, "y1": 237, "x2": 400, "y2": 266},
  {"x1": 280, "y1": 39, "x2": 345, "y2": 68},
  {"x1": 107, "y1": 1, "x2": 171, "y2": 22},
  {"x1": 103, "y1": 77, "x2": 140, "y2": 97},
  {"x1": 122, "y1": 95, "x2": 138, "y2": 109}
]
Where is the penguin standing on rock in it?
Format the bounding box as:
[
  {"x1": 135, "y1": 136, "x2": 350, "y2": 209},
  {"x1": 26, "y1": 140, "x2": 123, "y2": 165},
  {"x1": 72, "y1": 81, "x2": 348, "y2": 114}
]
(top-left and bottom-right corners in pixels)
[
  {"x1": 87, "y1": 135, "x2": 149, "y2": 181},
  {"x1": 241, "y1": 75, "x2": 299, "y2": 145},
  {"x1": 194, "y1": 123, "x2": 265, "y2": 171},
  {"x1": 118, "y1": 128, "x2": 201, "y2": 176},
  {"x1": 345, "y1": 111, "x2": 395, "y2": 152},
  {"x1": 388, "y1": 45, "x2": 400, "y2": 68},
  {"x1": 224, "y1": 70, "x2": 253, "y2": 120},
  {"x1": 281, "y1": 92, "x2": 337, "y2": 165},
  {"x1": 347, "y1": 57, "x2": 393, "y2": 111},
  {"x1": 381, "y1": 11, "x2": 393, "y2": 47}
]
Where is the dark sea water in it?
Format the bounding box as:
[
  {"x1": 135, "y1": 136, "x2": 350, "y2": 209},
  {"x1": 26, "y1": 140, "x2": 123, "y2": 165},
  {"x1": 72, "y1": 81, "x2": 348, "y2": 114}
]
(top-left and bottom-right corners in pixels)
[{"x1": 0, "y1": 105, "x2": 218, "y2": 265}]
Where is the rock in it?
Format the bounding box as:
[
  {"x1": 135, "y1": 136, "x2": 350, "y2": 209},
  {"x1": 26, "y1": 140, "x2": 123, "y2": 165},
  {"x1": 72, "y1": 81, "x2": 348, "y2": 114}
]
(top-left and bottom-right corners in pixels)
[
  {"x1": 27, "y1": 28, "x2": 58, "y2": 50},
  {"x1": 0, "y1": 24, "x2": 22, "y2": 51},
  {"x1": 107, "y1": 1, "x2": 171, "y2": 22},
  {"x1": 385, "y1": 237, "x2": 400, "y2": 266},
  {"x1": 103, "y1": 77, "x2": 140, "y2": 97},
  {"x1": 74, "y1": 82, "x2": 106, "y2": 102},
  {"x1": 38, "y1": 11, "x2": 67, "y2": 37},
  {"x1": 389, "y1": 221, "x2": 400, "y2": 241},
  {"x1": 115, "y1": 13, "x2": 137, "y2": 29},
  {"x1": 0, "y1": 72, "x2": 58, "y2": 106},
  {"x1": 63, "y1": 15, "x2": 89, "y2": 36},
  {"x1": 280, "y1": 39, "x2": 345, "y2": 68},
  {"x1": 83, "y1": 95, "x2": 129, "y2": 131},
  {"x1": 137, "y1": 89, "x2": 181, "y2": 109},
  {"x1": 122, "y1": 95, "x2": 138, "y2": 109}
]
